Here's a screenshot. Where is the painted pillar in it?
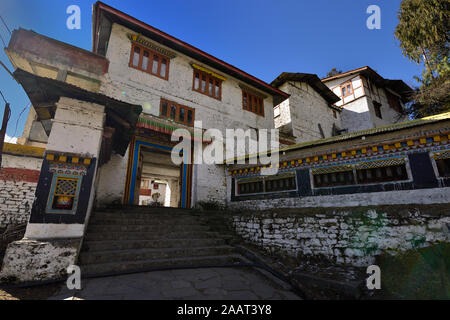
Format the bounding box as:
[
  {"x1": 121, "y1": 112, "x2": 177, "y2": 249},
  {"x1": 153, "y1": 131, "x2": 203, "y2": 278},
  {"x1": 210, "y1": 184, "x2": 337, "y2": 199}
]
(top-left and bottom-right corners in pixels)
[
  {"x1": 0, "y1": 97, "x2": 105, "y2": 283},
  {"x1": 25, "y1": 97, "x2": 105, "y2": 239}
]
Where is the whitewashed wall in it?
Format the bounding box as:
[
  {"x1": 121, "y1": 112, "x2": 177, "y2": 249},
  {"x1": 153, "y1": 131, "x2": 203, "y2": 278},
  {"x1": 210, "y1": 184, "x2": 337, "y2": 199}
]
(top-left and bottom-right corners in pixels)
[
  {"x1": 228, "y1": 187, "x2": 450, "y2": 209},
  {"x1": 0, "y1": 154, "x2": 43, "y2": 229},
  {"x1": 98, "y1": 23, "x2": 278, "y2": 206},
  {"x1": 275, "y1": 81, "x2": 340, "y2": 143},
  {"x1": 230, "y1": 206, "x2": 450, "y2": 267},
  {"x1": 323, "y1": 75, "x2": 408, "y2": 133}
]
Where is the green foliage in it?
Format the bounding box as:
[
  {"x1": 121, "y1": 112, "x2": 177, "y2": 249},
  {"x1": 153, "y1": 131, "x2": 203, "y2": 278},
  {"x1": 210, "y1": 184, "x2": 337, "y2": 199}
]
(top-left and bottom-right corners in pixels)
[
  {"x1": 395, "y1": 0, "x2": 449, "y2": 76},
  {"x1": 325, "y1": 68, "x2": 342, "y2": 78},
  {"x1": 377, "y1": 242, "x2": 450, "y2": 299},
  {"x1": 395, "y1": 0, "x2": 450, "y2": 118},
  {"x1": 410, "y1": 234, "x2": 427, "y2": 249}
]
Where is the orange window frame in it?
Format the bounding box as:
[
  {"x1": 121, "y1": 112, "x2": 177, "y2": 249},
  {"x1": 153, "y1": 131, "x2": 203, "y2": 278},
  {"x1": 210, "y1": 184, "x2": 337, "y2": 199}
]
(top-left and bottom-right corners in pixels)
[
  {"x1": 242, "y1": 90, "x2": 264, "y2": 116},
  {"x1": 129, "y1": 42, "x2": 170, "y2": 80},
  {"x1": 160, "y1": 99, "x2": 195, "y2": 127},
  {"x1": 192, "y1": 69, "x2": 222, "y2": 100},
  {"x1": 340, "y1": 82, "x2": 354, "y2": 98}
]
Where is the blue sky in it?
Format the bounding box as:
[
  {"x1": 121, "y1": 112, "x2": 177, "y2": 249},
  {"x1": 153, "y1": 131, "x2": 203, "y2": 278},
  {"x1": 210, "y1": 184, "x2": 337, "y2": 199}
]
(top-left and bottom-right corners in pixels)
[{"x1": 0, "y1": 0, "x2": 422, "y2": 140}]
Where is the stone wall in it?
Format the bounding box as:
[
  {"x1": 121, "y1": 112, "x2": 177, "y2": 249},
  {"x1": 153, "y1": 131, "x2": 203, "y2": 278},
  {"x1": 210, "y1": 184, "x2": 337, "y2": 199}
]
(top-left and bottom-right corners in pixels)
[
  {"x1": 229, "y1": 205, "x2": 450, "y2": 267},
  {"x1": 0, "y1": 151, "x2": 43, "y2": 229},
  {"x1": 228, "y1": 186, "x2": 450, "y2": 210},
  {"x1": 0, "y1": 178, "x2": 37, "y2": 229},
  {"x1": 0, "y1": 239, "x2": 79, "y2": 283}
]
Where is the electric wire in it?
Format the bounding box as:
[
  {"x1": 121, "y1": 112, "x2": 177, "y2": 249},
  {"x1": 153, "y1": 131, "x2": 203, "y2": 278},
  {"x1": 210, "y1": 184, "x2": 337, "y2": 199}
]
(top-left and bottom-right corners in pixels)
[
  {"x1": 11, "y1": 103, "x2": 29, "y2": 139},
  {"x1": 0, "y1": 15, "x2": 12, "y2": 35},
  {"x1": 0, "y1": 88, "x2": 7, "y2": 104}
]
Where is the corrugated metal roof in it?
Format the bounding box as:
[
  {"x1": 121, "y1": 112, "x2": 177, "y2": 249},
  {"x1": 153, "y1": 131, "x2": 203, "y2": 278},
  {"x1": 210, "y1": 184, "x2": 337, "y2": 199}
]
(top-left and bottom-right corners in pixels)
[
  {"x1": 280, "y1": 112, "x2": 450, "y2": 153},
  {"x1": 224, "y1": 112, "x2": 450, "y2": 163}
]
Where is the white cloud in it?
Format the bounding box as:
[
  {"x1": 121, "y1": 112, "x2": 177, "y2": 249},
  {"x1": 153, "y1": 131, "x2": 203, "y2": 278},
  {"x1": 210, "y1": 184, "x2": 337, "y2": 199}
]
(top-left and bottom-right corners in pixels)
[{"x1": 4, "y1": 134, "x2": 17, "y2": 144}]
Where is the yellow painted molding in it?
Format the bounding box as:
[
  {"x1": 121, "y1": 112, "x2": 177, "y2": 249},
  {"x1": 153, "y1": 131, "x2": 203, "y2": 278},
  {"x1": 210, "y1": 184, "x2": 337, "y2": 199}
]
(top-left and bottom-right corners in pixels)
[
  {"x1": 2, "y1": 142, "x2": 45, "y2": 158},
  {"x1": 83, "y1": 158, "x2": 91, "y2": 165},
  {"x1": 59, "y1": 155, "x2": 67, "y2": 162},
  {"x1": 420, "y1": 138, "x2": 427, "y2": 144},
  {"x1": 433, "y1": 136, "x2": 441, "y2": 142},
  {"x1": 407, "y1": 140, "x2": 414, "y2": 146},
  {"x1": 72, "y1": 157, "x2": 79, "y2": 164},
  {"x1": 191, "y1": 63, "x2": 227, "y2": 81},
  {"x1": 395, "y1": 142, "x2": 401, "y2": 148}
]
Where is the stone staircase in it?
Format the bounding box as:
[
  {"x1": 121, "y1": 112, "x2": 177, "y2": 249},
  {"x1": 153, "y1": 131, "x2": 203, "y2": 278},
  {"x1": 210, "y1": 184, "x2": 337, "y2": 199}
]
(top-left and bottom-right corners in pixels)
[{"x1": 78, "y1": 207, "x2": 245, "y2": 276}]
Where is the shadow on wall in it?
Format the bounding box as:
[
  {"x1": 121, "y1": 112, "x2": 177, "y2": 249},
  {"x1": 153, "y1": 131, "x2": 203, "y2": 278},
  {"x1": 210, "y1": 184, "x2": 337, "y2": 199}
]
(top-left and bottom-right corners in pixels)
[{"x1": 340, "y1": 108, "x2": 372, "y2": 133}]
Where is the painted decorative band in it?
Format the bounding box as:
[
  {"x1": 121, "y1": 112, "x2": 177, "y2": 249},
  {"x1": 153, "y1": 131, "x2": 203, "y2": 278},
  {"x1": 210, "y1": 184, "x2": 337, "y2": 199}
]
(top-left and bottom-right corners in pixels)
[
  {"x1": 127, "y1": 33, "x2": 177, "y2": 58},
  {"x1": 312, "y1": 166, "x2": 353, "y2": 175},
  {"x1": 355, "y1": 158, "x2": 406, "y2": 170},
  {"x1": 191, "y1": 63, "x2": 227, "y2": 81},
  {"x1": 431, "y1": 151, "x2": 450, "y2": 160}
]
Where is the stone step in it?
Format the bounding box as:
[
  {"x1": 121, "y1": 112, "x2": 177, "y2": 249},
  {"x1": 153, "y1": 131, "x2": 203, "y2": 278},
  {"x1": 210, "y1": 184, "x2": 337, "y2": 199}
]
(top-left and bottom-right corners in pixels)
[
  {"x1": 92, "y1": 212, "x2": 203, "y2": 220},
  {"x1": 88, "y1": 217, "x2": 207, "y2": 226},
  {"x1": 86, "y1": 224, "x2": 211, "y2": 233},
  {"x1": 82, "y1": 238, "x2": 228, "y2": 252},
  {"x1": 79, "y1": 245, "x2": 236, "y2": 265},
  {"x1": 95, "y1": 207, "x2": 194, "y2": 214},
  {"x1": 84, "y1": 230, "x2": 225, "y2": 241},
  {"x1": 80, "y1": 254, "x2": 246, "y2": 276}
]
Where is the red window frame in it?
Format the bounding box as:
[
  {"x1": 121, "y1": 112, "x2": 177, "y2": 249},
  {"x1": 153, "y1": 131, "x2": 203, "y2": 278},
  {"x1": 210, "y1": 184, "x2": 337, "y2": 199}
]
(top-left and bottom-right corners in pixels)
[
  {"x1": 242, "y1": 90, "x2": 264, "y2": 116},
  {"x1": 129, "y1": 42, "x2": 170, "y2": 80},
  {"x1": 160, "y1": 99, "x2": 195, "y2": 127},
  {"x1": 192, "y1": 69, "x2": 222, "y2": 100}
]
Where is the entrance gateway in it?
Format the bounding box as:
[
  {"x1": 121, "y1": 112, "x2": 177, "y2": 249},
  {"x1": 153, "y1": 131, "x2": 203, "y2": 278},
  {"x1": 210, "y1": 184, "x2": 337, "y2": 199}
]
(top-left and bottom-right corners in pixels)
[
  {"x1": 123, "y1": 135, "x2": 193, "y2": 208},
  {"x1": 123, "y1": 116, "x2": 199, "y2": 208}
]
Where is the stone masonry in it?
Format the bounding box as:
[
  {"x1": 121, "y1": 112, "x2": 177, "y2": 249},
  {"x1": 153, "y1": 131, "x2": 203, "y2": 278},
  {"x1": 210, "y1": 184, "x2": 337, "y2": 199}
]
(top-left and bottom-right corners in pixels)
[
  {"x1": 0, "y1": 179, "x2": 37, "y2": 229},
  {"x1": 230, "y1": 205, "x2": 450, "y2": 267}
]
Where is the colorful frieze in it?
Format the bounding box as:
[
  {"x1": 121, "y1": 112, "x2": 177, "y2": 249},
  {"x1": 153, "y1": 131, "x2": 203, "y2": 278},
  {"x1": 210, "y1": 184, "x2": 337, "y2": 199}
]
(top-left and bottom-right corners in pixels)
[{"x1": 228, "y1": 133, "x2": 450, "y2": 178}]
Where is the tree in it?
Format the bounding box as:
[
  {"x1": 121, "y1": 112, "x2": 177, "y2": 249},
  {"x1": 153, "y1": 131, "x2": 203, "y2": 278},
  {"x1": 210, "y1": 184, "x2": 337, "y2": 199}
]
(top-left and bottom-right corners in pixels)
[
  {"x1": 325, "y1": 68, "x2": 342, "y2": 78},
  {"x1": 395, "y1": 0, "x2": 449, "y2": 118},
  {"x1": 395, "y1": 0, "x2": 449, "y2": 79}
]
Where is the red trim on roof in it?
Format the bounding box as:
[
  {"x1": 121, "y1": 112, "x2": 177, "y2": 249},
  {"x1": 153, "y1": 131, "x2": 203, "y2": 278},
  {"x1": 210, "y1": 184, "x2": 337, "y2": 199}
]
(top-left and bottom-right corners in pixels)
[{"x1": 93, "y1": 1, "x2": 289, "y2": 98}]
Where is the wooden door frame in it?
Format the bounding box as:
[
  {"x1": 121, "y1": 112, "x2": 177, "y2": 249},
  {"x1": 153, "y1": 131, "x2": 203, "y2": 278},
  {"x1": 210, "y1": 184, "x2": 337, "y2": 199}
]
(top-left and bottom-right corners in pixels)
[{"x1": 123, "y1": 135, "x2": 192, "y2": 208}]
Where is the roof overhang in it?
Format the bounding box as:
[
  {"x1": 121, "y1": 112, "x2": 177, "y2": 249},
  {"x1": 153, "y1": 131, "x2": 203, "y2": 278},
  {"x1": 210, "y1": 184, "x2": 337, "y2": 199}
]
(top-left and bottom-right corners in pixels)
[
  {"x1": 271, "y1": 72, "x2": 341, "y2": 105},
  {"x1": 321, "y1": 66, "x2": 414, "y2": 103},
  {"x1": 13, "y1": 68, "x2": 142, "y2": 156},
  {"x1": 92, "y1": 1, "x2": 289, "y2": 104},
  {"x1": 224, "y1": 112, "x2": 450, "y2": 164}
]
